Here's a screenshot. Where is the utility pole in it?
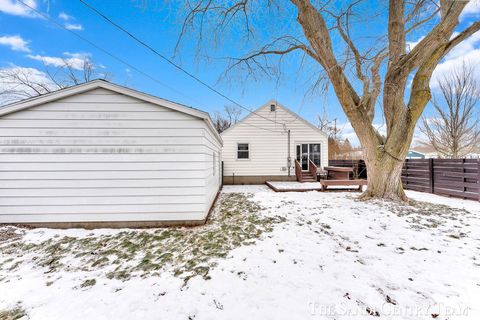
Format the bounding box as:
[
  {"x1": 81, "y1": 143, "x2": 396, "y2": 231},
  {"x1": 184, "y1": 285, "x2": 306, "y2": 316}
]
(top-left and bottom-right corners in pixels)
[
  {"x1": 333, "y1": 118, "x2": 337, "y2": 141},
  {"x1": 287, "y1": 129, "x2": 291, "y2": 176}
]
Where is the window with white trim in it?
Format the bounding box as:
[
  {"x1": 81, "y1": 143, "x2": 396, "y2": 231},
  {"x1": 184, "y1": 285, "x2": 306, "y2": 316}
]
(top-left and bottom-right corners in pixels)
[{"x1": 237, "y1": 143, "x2": 249, "y2": 159}]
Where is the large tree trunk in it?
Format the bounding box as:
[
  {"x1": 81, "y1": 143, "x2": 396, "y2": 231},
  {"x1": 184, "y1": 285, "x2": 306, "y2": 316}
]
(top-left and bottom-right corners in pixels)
[
  {"x1": 361, "y1": 153, "x2": 407, "y2": 201},
  {"x1": 353, "y1": 109, "x2": 411, "y2": 202}
]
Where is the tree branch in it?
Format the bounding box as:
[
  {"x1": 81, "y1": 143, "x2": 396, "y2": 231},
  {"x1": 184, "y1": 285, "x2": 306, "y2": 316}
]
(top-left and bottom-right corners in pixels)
[
  {"x1": 408, "y1": 20, "x2": 480, "y2": 120},
  {"x1": 396, "y1": 1, "x2": 466, "y2": 76},
  {"x1": 388, "y1": 0, "x2": 406, "y2": 63},
  {"x1": 444, "y1": 21, "x2": 480, "y2": 54}
]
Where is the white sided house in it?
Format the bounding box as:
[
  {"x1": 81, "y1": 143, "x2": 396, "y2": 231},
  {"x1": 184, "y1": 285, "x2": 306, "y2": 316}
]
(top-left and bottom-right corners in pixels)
[
  {"x1": 0, "y1": 80, "x2": 222, "y2": 227},
  {"x1": 221, "y1": 101, "x2": 328, "y2": 184}
]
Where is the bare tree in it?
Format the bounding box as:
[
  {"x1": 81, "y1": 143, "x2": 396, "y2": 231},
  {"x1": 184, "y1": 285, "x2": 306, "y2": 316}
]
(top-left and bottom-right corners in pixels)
[
  {"x1": 317, "y1": 114, "x2": 341, "y2": 140},
  {"x1": 165, "y1": 0, "x2": 480, "y2": 200},
  {"x1": 212, "y1": 105, "x2": 243, "y2": 133},
  {"x1": 317, "y1": 113, "x2": 342, "y2": 158},
  {"x1": 421, "y1": 63, "x2": 480, "y2": 158},
  {"x1": 0, "y1": 57, "x2": 110, "y2": 105}
]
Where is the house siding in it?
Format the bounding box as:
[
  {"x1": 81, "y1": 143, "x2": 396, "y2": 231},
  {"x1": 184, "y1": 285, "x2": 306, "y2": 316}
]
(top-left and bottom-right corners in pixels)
[
  {"x1": 203, "y1": 122, "x2": 222, "y2": 213},
  {"x1": 221, "y1": 102, "x2": 328, "y2": 181},
  {"x1": 0, "y1": 87, "x2": 221, "y2": 225}
]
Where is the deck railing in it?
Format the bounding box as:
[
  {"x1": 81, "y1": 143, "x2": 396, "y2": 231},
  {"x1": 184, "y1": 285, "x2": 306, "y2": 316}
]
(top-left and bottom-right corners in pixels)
[
  {"x1": 295, "y1": 160, "x2": 303, "y2": 182},
  {"x1": 308, "y1": 159, "x2": 317, "y2": 179}
]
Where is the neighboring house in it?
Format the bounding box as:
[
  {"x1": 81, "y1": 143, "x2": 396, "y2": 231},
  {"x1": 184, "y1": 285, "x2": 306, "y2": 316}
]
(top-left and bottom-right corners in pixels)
[
  {"x1": 0, "y1": 80, "x2": 222, "y2": 227},
  {"x1": 406, "y1": 150, "x2": 426, "y2": 159},
  {"x1": 221, "y1": 100, "x2": 328, "y2": 184},
  {"x1": 465, "y1": 153, "x2": 480, "y2": 159},
  {"x1": 424, "y1": 152, "x2": 440, "y2": 159}
]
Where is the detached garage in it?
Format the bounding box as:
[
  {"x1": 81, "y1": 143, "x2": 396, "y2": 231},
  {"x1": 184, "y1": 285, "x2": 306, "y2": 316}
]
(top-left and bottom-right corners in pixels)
[{"x1": 0, "y1": 80, "x2": 222, "y2": 227}]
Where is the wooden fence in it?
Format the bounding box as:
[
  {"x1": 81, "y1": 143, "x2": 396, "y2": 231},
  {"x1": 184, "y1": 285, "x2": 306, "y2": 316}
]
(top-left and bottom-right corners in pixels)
[
  {"x1": 328, "y1": 159, "x2": 367, "y2": 179},
  {"x1": 402, "y1": 158, "x2": 480, "y2": 201},
  {"x1": 329, "y1": 158, "x2": 480, "y2": 201}
]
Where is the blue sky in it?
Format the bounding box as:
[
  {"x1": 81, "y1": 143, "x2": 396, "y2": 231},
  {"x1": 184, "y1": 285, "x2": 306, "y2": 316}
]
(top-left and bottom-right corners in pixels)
[{"x1": 1, "y1": 0, "x2": 479, "y2": 145}]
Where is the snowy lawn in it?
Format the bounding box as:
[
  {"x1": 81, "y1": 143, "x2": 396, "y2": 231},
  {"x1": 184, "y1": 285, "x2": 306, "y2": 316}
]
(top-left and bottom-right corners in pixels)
[
  {"x1": 1, "y1": 186, "x2": 479, "y2": 319},
  {"x1": 266, "y1": 181, "x2": 323, "y2": 191}
]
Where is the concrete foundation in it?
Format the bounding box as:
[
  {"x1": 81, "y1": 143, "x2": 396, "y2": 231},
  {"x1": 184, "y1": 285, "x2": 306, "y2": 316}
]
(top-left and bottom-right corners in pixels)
[{"x1": 223, "y1": 175, "x2": 296, "y2": 185}]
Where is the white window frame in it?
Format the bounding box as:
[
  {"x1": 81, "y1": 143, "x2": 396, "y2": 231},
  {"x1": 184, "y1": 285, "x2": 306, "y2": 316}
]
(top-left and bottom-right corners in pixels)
[{"x1": 236, "y1": 143, "x2": 250, "y2": 160}]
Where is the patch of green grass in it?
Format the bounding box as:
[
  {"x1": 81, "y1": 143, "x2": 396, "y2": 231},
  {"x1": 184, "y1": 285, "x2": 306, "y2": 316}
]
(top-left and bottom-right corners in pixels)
[
  {"x1": 0, "y1": 193, "x2": 284, "y2": 285},
  {"x1": 410, "y1": 246, "x2": 428, "y2": 251},
  {"x1": 448, "y1": 234, "x2": 464, "y2": 239},
  {"x1": 91, "y1": 256, "x2": 110, "y2": 268},
  {"x1": 375, "y1": 199, "x2": 471, "y2": 231},
  {"x1": 0, "y1": 306, "x2": 26, "y2": 320},
  {"x1": 80, "y1": 279, "x2": 96, "y2": 288}
]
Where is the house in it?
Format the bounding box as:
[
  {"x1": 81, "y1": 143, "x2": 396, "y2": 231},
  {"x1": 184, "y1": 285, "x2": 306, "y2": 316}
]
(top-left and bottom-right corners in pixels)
[
  {"x1": 0, "y1": 80, "x2": 222, "y2": 228},
  {"x1": 221, "y1": 100, "x2": 328, "y2": 184},
  {"x1": 406, "y1": 150, "x2": 426, "y2": 159},
  {"x1": 465, "y1": 152, "x2": 480, "y2": 159}
]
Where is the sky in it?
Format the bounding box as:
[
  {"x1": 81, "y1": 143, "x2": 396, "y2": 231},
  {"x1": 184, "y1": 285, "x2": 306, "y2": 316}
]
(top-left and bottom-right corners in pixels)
[{"x1": 0, "y1": 0, "x2": 480, "y2": 146}]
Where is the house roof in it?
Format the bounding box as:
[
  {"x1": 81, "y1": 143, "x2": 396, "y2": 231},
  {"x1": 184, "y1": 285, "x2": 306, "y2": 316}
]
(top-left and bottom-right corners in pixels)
[
  {"x1": 221, "y1": 99, "x2": 329, "y2": 138},
  {"x1": 408, "y1": 150, "x2": 426, "y2": 156},
  {"x1": 0, "y1": 80, "x2": 222, "y2": 145}
]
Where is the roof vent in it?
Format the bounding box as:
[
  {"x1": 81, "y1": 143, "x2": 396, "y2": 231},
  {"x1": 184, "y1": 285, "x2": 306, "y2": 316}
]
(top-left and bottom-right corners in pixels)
[{"x1": 270, "y1": 104, "x2": 276, "y2": 112}]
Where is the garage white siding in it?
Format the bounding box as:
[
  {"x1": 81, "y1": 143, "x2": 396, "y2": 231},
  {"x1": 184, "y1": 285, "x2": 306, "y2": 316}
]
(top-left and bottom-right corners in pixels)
[
  {"x1": 203, "y1": 121, "x2": 222, "y2": 212},
  {"x1": 0, "y1": 82, "x2": 222, "y2": 225},
  {"x1": 221, "y1": 101, "x2": 328, "y2": 179}
]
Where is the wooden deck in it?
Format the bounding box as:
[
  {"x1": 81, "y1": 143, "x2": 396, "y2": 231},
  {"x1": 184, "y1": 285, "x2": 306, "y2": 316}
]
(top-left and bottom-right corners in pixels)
[{"x1": 320, "y1": 179, "x2": 367, "y2": 191}]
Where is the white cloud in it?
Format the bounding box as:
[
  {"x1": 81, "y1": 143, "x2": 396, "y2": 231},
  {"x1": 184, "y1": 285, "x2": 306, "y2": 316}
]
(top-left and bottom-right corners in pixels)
[
  {"x1": 64, "y1": 23, "x2": 83, "y2": 31},
  {"x1": 460, "y1": 0, "x2": 480, "y2": 20},
  {"x1": 337, "y1": 122, "x2": 386, "y2": 147},
  {"x1": 446, "y1": 31, "x2": 480, "y2": 60},
  {"x1": 338, "y1": 121, "x2": 430, "y2": 150},
  {"x1": 0, "y1": 65, "x2": 55, "y2": 106},
  {"x1": 412, "y1": 123, "x2": 429, "y2": 145},
  {"x1": 58, "y1": 11, "x2": 72, "y2": 21},
  {"x1": 0, "y1": 35, "x2": 30, "y2": 52},
  {"x1": 0, "y1": 0, "x2": 38, "y2": 18},
  {"x1": 26, "y1": 52, "x2": 90, "y2": 70},
  {"x1": 431, "y1": 30, "x2": 480, "y2": 88},
  {"x1": 409, "y1": 28, "x2": 480, "y2": 89},
  {"x1": 340, "y1": 123, "x2": 361, "y2": 146},
  {"x1": 57, "y1": 12, "x2": 83, "y2": 31}
]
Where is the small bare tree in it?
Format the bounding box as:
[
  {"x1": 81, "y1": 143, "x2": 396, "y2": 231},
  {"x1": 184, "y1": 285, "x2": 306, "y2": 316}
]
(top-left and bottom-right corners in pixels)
[
  {"x1": 0, "y1": 57, "x2": 109, "y2": 105},
  {"x1": 317, "y1": 114, "x2": 342, "y2": 139},
  {"x1": 212, "y1": 105, "x2": 243, "y2": 133},
  {"x1": 421, "y1": 63, "x2": 480, "y2": 158}
]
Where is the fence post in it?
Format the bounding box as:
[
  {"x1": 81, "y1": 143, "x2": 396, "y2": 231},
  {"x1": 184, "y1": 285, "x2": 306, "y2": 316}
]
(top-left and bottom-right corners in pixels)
[
  {"x1": 403, "y1": 159, "x2": 408, "y2": 188},
  {"x1": 429, "y1": 158, "x2": 434, "y2": 194},
  {"x1": 478, "y1": 159, "x2": 480, "y2": 202}
]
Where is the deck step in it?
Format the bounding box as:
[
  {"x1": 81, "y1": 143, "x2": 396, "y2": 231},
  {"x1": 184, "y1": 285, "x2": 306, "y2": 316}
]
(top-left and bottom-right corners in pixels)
[{"x1": 298, "y1": 171, "x2": 317, "y2": 182}]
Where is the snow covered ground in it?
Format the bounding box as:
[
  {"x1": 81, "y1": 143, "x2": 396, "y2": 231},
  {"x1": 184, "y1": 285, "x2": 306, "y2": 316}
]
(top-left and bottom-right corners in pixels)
[
  {"x1": 1, "y1": 186, "x2": 479, "y2": 320},
  {"x1": 266, "y1": 181, "x2": 323, "y2": 191}
]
